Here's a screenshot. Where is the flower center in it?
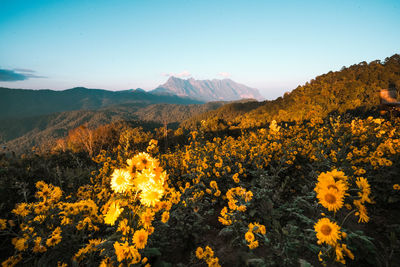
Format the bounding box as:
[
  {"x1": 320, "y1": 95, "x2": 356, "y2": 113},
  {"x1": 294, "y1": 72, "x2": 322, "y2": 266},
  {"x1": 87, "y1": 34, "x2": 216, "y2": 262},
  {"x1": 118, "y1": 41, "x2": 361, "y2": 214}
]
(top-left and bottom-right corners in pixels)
[
  {"x1": 116, "y1": 175, "x2": 126, "y2": 185},
  {"x1": 324, "y1": 193, "x2": 337, "y2": 204},
  {"x1": 321, "y1": 224, "x2": 332, "y2": 236}
]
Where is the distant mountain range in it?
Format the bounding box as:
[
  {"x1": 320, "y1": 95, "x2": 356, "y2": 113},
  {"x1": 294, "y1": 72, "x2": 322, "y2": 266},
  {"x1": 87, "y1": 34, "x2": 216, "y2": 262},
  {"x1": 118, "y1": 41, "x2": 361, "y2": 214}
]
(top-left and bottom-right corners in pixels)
[
  {"x1": 0, "y1": 87, "x2": 202, "y2": 120},
  {"x1": 152, "y1": 77, "x2": 263, "y2": 101},
  {"x1": 0, "y1": 77, "x2": 263, "y2": 152},
  {"x1": 0, "y1": 78, "x2": 262, "y2": 120}
]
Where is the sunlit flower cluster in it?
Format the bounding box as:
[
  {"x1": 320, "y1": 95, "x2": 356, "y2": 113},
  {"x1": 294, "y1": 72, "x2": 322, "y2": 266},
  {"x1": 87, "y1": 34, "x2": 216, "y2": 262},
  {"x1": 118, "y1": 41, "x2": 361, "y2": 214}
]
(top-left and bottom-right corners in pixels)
[
  {"x1": 314, "y1": 170, "x2": 348, "y2": 212},
  {"x1": 313, "y1": 168, "x2": 371, "y2": 264},
  {"x1": 314, "y1": 217, "x2": 354, "y2": 264},
  {"x1": 196, "y1": 246, "x2": 221, "y2": 267},
  {"x1": 245, "y1": 222, "x2": 266, "y2": 249},
  {"x1": 218, "y1": 187, "x2": 253, "y2": 226},
  {"x1": 108, "y1": 152, "x2": 167, "y2": 207}
]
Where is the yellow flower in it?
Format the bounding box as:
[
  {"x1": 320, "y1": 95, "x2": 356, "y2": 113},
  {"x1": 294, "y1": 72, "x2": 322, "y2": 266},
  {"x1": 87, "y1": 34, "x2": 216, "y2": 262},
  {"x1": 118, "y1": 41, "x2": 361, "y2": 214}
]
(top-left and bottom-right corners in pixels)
[
  {"x1": 110, "y1": 169, "x2": 133, "y2": 193},
  {"x1": 104, "y1": 202, "x2": 123, "y2": 225},
  {"x1": 353, "y1": 200, "x2": 369, "y2": 223},
  {"x1": 13, "y1": 238, "x2": 28, "y2": 251},
  {"x1": 99, "y1": 257, "x2": 112, "y2": 267},
  {"x1": 113, "y1": 241, "x2": 127, "y2": 262},
  {"x1": 204, "y1": 246, "x2": 214, "y2": 258},
  {"x1": 127, "y1": 152, "x2": 156, "y2": 172},
  {"x1": 356, "y1": 177, "x2": 372, "y2": 203},
  {"x1": 147, "y1": 226, "x2": 155, "y2": 235},
  {"x1": 245, "y1": 231, "x2": 255, "y2": 243},
  {"x1": 393, "y1": 184, "x2": 400, "y2": 190},
  {"x1": 139, "y1": 183, "x2": 164, "y2": 207},
  {"x1": 249, "y1": 222, "x2": 266, "y2": 235},
  {"x1": 207, "y1": 257, "x2": 221, "y2": 267},
  {"x1": 315, "y1": 172, "x2": 348, "y2": 194},
  {"x1": 318, "y1": 251, "x2": 323, "y2": 262},
  {"x1": 134, "y1": 169, "x2": 154, "y2": 189},
  {"x1": 133, "y1": 229, "x2": 148, "y2": 249},
  {"x1": 196, "y1": 247, "x2": 204, "y2": 259},
  {"x1": 317, "y1": 188, "x2": 344, "y2": 212},
  {"x1": 341, "y1": 231, "x2": 347, "y2": 239},
  {"x1": 314, "y1": 218, "x2": 341, "y2": 246},
  {"x1": 46, "y1": 227, "x2": 62, "y2": 247},
  {"x1": 114, "y1": 241, "x2": 141, "y2": 263},
  {"x1": 118, "y1": 219, "x2": 130, "y2": 235},
  {"x1": 0, "y1": 219, "x2": 6, "y2": 230},
  {"x1": 210, "y1": 181, "x2": 218, "y2": 190},
  {"x1": 245, "y1": 191, "x2": 253, "y2": 202},
  {"x1": 33, "y1": 237, "x2": 47, "y2": 253},
  {"x1": 335, "y1": 244, "x2": 345, "y2": 264},
  {"x1": 342, "y1": 244, "x2": 354, "y2": 260},
  {"x1": 248, "y1": 240, "x2": 259, "y2": 249},
  {"x1": 329, "y1": 169, "x2": 348, "y2": 182},
  {"x1": 140, "y1": 209, "x2": 154, "y2": 228},
  {"x1": 1, "y1": 254, "x2": 22, "y2": 267},
  {"x1": 12, "y1": 203, "x2": 30, "y2": 217},
  {"x1": 161, "y1": 211, "x2": 170, "y2": 223}
]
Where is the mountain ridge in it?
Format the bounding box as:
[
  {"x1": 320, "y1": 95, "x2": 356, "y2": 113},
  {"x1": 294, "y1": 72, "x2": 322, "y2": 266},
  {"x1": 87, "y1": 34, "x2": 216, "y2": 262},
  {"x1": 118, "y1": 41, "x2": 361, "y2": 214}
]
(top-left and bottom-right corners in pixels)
[
  {"x1": 151, "y1": 76, "x2": 263, "y2": 101},
  {"x1": 0, "y1": 77, "x2": 262, "y2": 120},
  {"x1": 0, "y1": 86, "x2": 203, "y2": 120}
]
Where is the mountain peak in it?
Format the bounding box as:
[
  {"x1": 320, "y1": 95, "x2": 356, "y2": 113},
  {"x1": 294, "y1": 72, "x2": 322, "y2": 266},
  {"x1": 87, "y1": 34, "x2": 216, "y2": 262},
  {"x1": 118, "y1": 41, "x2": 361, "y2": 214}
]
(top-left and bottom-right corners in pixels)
[
  {"x1": 167, "y1": 76, "x2": 184, "y2": 81},
  {"x1": 152, "y1": 77, "x2": 263, "y2": 101}
]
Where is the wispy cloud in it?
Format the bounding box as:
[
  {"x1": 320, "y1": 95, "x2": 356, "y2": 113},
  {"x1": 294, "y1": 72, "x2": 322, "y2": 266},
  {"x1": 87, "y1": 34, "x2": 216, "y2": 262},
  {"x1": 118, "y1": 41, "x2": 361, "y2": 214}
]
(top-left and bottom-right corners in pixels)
[
  {"x1": 162, "y1": 70, "x2": 191, "y2": 78},
  {"x1": 13, "y1": 68, "x2": 35, "y2": 73},
  {"x1": 0, "y1": 68, "x2": 46, "y2": 81},
  {"x1": 218, "y1": 72, "x2": 231, "y2": 78}
]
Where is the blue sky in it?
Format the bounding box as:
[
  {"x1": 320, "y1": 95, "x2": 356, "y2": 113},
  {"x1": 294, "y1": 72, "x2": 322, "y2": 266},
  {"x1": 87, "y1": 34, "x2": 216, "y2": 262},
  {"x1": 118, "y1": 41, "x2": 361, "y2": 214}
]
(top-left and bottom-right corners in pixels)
[{"x1": 0, "y1": 0, "x2": 399, "y2": 99}]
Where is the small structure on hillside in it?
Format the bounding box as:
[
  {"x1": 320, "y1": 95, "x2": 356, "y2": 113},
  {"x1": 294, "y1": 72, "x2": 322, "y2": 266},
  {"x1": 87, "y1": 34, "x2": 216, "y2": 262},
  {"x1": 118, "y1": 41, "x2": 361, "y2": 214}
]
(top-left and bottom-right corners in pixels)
[
  {"x1": 379, "y1": 85, "x2": 400, "y2": 116},
  {"x1": 380, "y1": 88, "x2": 400, "y2": 106}
]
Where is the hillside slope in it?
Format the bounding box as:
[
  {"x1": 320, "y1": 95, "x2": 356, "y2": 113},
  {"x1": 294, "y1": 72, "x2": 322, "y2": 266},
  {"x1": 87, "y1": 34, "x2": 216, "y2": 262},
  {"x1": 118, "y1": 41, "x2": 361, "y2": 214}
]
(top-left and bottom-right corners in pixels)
[
  {"x1": 182, "y1": 54, "x2": 400, "y2": 129},
  {"x1": 237, "y1": 54, "x2": 400, "y2": 126},
  {"x1": 1, "y1": 102, "x2": 224, "y2": 152}
]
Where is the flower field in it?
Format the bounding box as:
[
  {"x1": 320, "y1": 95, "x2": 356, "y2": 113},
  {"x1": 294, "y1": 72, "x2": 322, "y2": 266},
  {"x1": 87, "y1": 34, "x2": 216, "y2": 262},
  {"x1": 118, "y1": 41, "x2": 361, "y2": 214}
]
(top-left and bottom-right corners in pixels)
[{"x1": 1, "y1": 114, "x2": 400, "y2": 266}]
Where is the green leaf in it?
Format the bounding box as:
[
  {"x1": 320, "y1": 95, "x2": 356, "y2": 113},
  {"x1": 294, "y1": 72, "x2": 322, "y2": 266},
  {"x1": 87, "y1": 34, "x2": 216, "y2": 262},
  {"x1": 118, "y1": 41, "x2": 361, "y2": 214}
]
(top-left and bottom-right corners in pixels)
[
  {"x1": 143, "y1": 247, "x2": 162, "y2": 257},
  {"x1": 218, "y1": 227, "x2": 234, "y2": 237},
  {"x1": 249, "y1": 209, "x2": 257, "y2": 217}
]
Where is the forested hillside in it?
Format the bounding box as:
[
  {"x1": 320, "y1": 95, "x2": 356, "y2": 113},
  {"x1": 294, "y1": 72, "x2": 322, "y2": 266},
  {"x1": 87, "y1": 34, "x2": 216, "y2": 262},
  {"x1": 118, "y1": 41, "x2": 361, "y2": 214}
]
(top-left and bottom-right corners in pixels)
[
  {"x1": 1, "y1": 102, "x2": 225, "y2": 153},
  {"x1": 181, "y1": 54, "x2": 400, "y2": 130},
  {"x1": 238, "y1": 54, "x2": 400, "y2": 125}
]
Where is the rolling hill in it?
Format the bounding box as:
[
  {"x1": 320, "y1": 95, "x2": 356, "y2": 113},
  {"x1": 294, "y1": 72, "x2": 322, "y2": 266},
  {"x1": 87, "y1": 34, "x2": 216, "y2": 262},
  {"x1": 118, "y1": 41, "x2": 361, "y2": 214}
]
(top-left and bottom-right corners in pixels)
[{"x1": 0, "y1": 102, "x2": 225, "y2": 152}]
